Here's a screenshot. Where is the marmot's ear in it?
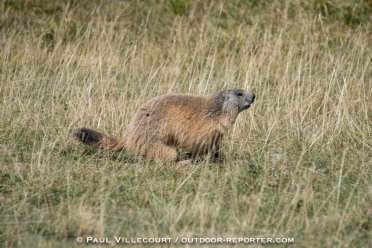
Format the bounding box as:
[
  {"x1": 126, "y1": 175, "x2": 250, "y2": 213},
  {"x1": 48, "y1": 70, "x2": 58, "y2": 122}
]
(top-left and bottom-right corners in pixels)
[{"x1": 221, "y1": 91, "x2": 230, "y2": 100}]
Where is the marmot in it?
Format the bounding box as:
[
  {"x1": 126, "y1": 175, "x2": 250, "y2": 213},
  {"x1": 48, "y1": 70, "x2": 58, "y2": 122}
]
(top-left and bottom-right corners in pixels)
[{"x1": 74, "y1": 89, "x2": 255, "y2": 162}]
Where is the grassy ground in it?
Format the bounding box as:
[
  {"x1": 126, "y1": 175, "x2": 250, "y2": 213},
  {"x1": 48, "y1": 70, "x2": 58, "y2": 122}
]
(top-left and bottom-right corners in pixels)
[{"x1": 1, "y1": 0, "x2": 371, "y2": 247}]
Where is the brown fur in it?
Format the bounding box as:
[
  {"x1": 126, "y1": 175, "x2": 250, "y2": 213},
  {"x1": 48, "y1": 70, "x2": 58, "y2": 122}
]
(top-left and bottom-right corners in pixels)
[{"x1": 74, "y1": 89, "x2": 255, "y2": 162}]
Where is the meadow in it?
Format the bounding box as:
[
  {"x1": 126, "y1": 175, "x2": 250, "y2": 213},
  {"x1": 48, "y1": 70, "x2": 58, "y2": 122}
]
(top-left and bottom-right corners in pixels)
[{"x1": 0, "y1": 0, "x2": 371, "y2": 247}]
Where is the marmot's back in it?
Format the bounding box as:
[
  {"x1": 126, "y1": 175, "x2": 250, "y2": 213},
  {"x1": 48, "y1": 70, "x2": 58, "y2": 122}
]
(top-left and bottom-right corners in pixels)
[{"x1": 74, "y1": 89, "x2": 255, "y2": 162}]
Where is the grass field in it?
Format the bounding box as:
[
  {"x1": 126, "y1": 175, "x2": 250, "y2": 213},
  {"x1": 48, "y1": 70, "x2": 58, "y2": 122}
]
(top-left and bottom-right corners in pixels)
[{"x1": 1, "y1": 0, "x2": 371, "y2": 247}]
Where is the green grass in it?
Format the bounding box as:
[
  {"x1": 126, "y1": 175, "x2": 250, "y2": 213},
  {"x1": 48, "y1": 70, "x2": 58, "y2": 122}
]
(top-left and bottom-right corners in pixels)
[{"x1": 1, "y1": 0, "x2": 372, "y2": 247}]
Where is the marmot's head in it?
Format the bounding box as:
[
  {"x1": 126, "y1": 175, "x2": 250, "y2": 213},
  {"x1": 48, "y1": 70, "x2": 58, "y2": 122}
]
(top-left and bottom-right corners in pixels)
[{"x1": 221, "y1": 89, "x2": 255, "y2": 113}]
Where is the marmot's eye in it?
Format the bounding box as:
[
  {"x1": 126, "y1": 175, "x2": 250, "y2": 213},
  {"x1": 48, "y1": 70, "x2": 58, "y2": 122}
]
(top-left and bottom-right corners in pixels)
[{"x1": 236, "y1": 92, "x2": 243, "y2": 97}]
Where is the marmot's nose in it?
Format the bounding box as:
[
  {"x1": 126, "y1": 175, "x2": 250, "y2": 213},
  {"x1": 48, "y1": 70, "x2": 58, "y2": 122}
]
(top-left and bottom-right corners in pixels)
[{"x1": 252, "y1": 94, "x2": 256, "y2": 101}]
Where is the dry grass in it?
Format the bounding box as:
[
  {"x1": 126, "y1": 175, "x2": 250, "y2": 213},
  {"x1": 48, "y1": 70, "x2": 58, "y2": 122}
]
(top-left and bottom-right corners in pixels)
[{"x1": 1, "y1": 1, "x2": 371, "y2": 247}]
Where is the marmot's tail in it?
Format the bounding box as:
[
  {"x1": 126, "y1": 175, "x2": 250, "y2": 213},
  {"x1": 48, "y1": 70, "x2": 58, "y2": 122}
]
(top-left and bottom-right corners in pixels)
[{"x1": 73, "y1": 127, "x2": 125, "y2": 152}]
